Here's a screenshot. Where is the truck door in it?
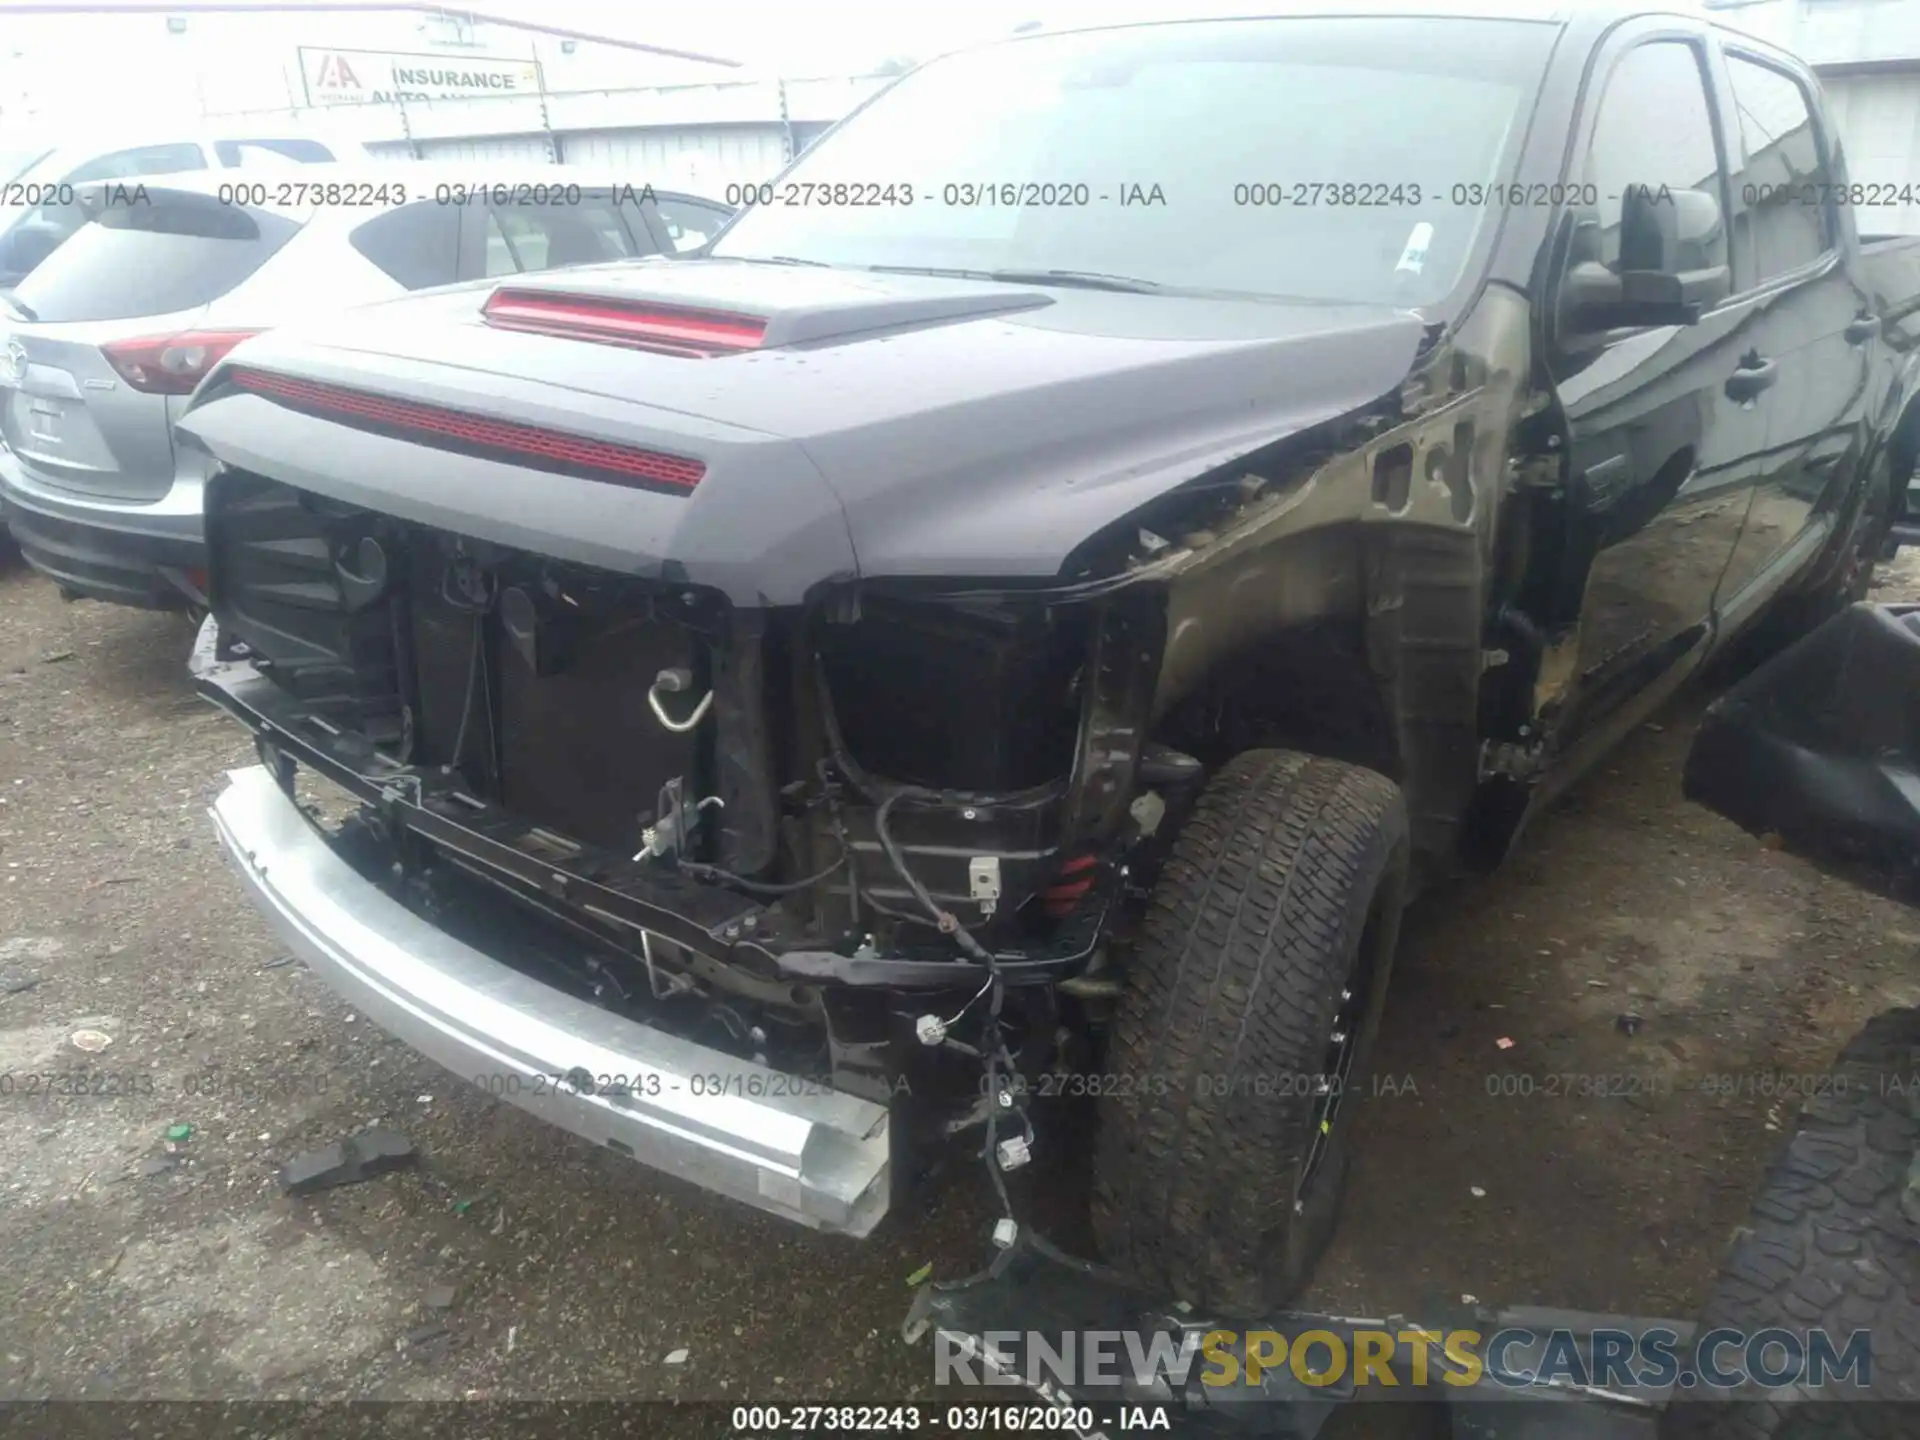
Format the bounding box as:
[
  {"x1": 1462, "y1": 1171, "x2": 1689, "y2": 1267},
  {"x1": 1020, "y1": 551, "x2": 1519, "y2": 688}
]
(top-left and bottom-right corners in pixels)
[
  {"x1": 1540, "y1": 34, "x2": 1776, "y2": 746},
  {"x1": 1709, "y1": 44, "x2": 1876, "y2": 634}
]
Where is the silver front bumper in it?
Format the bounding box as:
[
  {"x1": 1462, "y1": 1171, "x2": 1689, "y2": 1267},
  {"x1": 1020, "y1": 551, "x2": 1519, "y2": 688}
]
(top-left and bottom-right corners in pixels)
[{"x1": 209, "y1": 764, "x2": 891, "y2": 1235}]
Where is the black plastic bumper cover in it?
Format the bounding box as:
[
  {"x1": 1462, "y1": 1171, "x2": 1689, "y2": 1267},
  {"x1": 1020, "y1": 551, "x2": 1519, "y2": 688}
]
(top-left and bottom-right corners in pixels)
[{"x1": 4, "y1": 499, "x2": 205, "y2": 610}]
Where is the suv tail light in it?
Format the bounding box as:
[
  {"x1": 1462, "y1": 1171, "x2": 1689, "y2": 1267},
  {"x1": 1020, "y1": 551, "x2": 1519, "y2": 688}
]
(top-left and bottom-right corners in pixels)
[{"x1": 102, "y1": 330, "x2": 262, "y2": 395}]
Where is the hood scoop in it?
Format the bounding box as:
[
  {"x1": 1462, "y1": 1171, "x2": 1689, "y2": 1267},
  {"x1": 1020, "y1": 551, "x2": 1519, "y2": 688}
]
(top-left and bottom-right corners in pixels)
[
  {"x1": 479, "y1": 262, "x2": 1056, "y2": 358},
  {"x1": 483, "y1": 290, "x2": 769, "y2": 358}
]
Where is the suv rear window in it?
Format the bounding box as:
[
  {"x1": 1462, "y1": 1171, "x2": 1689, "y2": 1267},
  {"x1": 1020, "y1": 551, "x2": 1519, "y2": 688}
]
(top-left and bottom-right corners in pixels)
[
  {"x1": 348, "y1": 201, "x2": 461, "y2": 288},
  {"x1": 214, "y1": 139, "x2": 337, "y2": 166},
  {"x1": 10, "y1": 191, "x2": 302, "y2": 323},
  {"x1": 482, "y1": 193, "x2": 650, "y2": 274}
]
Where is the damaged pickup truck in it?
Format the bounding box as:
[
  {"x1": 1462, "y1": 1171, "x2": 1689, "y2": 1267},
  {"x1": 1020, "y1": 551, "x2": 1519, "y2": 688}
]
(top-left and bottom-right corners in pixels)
[{"x1": 184, "y1": 3, "x2": 1920, "y2": 1319}]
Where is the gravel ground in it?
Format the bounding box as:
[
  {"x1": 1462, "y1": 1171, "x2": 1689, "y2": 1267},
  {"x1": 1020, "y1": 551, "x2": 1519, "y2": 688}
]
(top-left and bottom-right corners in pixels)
[{"x1": 1, "y1": 544, "x2": 1917, "y2": 1419}]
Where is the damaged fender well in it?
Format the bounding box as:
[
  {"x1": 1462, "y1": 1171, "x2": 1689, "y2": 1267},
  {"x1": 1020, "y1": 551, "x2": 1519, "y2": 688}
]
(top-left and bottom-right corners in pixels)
[{"x1": 1079, "y1": 285, "x2": 1535, "y2": 873}]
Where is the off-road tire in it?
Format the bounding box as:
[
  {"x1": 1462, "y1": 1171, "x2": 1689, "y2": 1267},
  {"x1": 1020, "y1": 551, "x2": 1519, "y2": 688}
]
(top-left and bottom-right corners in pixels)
[
  {"x1": 1661, "y1": 1009, "x2": 1920, "y2": 1439},
  {"x1": 1090, "y1": 749, "x2": 1409, "y2": 1317}
]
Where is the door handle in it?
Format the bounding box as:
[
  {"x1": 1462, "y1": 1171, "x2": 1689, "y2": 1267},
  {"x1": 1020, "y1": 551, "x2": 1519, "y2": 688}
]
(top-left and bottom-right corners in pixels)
[
  {"x1": 1724, "y1": 358, "x2": 1778, "y2": 403},
  {"x1": 1846, "y1": 314, "x2": 1881, "y2": 344}
]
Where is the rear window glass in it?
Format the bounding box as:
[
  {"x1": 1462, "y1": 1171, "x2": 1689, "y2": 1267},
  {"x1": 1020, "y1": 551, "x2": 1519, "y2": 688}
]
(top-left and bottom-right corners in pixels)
[
  {"x1": 482, "y1": 194, "x2": 648, "y2": 275},
  {"x1": 649, "y1": 195, "x2": 731, "y2": 253},
  {"x1": 349, "y1": 201, "x2": 461, "y2": 288},
  {"x1": 215, "y1": 138, "x2": 337, "y2": 166},
  {"x1": 11, "y1": 193, "x2": 301, "y2": 322},
  {"x1": 65, "y1": 143, "x2": 206, "y2": 181}
]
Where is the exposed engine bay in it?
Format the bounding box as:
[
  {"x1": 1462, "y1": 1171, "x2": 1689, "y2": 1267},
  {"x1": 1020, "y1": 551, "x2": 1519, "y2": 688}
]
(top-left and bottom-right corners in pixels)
[{"x1": 194, "y1": 471, "x2": 1223, "y2": 1166}]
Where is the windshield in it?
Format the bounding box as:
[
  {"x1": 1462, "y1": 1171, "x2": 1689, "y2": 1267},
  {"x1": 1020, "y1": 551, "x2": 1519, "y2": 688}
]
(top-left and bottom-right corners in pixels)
[{"x1": 712, "y1": 16, "x2": 1556, "y2": 307}]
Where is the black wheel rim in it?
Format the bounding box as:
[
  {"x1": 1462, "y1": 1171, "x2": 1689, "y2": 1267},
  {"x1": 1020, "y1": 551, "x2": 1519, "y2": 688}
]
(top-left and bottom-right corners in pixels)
[{"x1": 1295, "y1": 896, "x2": 1387, "y2": 1207}]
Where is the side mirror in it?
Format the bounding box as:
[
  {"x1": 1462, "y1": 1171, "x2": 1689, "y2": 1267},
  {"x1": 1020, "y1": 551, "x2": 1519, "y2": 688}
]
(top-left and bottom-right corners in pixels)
[
  {"x1": 1560, "y1": 184, "x2": 1731, "y2": 335},
  {"x1": 1622, "y1": 185, "x2": 1721, "y2": 273}
]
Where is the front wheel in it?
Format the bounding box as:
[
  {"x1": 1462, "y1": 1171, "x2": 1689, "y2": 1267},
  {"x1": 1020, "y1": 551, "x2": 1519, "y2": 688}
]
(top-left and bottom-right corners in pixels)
[{"x1": 1090, "y1": 749, "x2": 1409, "y2": 1317}]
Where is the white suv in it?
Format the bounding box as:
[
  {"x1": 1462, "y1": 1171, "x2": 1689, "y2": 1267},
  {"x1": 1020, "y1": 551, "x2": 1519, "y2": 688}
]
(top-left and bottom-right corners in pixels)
[{"x1": 0, "y1": 164, "x2": 733, "y2": 608}]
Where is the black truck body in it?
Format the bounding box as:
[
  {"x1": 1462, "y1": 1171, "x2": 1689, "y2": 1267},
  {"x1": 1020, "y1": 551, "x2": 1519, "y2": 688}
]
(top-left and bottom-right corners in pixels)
[{"x1": 184, "y1": 2, "x2": 1920, "y2": 1320}]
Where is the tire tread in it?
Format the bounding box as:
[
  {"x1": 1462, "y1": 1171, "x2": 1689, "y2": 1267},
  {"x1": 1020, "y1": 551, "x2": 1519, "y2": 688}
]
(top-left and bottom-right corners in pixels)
[{"x1": 1091, "y1": 748, "x2": 1406, "y2": 1314}]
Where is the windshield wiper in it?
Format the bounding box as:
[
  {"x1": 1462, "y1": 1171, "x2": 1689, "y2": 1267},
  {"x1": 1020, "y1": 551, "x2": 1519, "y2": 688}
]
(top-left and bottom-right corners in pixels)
[
  {"x1": 0, "y1": 290, "x2": 37, "y2": 321},
  {"x1": 865, "y1": 263, "x2": 1163, "y2": 294},
  {"x1": 985, "y1": 268, "x2": 1164, "y2": 294},
  {"x1": 865, "y1": 263, "x2": 992, "y2": 280},
  {"x1": 726, "y1": 253, "x2": 833, "y2": 268}
]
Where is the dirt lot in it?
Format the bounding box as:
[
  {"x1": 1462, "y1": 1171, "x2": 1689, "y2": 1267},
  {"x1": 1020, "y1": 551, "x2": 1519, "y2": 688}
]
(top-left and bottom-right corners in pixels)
[{"x1": 1, "y1": 544, "x2": 1917, "y2": 1416}]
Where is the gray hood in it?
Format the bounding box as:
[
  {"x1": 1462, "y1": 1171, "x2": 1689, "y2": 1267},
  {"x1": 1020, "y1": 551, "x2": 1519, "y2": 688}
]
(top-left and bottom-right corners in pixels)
[{"x1": 180, "y1": 258, "x2": 1429, "y2": 604}]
